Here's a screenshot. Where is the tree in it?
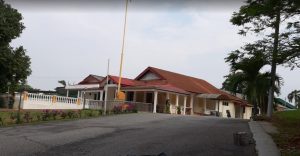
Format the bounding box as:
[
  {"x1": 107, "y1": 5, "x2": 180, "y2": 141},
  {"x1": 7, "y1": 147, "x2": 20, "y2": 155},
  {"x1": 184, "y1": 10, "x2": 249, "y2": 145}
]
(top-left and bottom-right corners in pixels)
[
  {"x1": 58, "y1": 80, "x2": 66, "y2": 87},
  {"x1": 223, "y1": 42, "x2": 283, "y2": 115},
  {"x1": 231, "y1": 0, "x2": 300, "y2": 117},
  {"x1": 0, "y1": 0, "x2": 31, "y2": 93},
  {"x1": 287, "y1": 90, "x2": 300, "y2": 108}
]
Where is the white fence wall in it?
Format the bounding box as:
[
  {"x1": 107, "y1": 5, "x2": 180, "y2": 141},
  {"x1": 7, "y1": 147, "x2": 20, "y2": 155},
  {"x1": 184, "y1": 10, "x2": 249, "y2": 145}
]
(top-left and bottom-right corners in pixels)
[
  {"x1": 21, "y1": 93, "x2": 153, "y2": 112},
  {"x1": 22, "y1": 93, "x2": 84, "y2": 110}
]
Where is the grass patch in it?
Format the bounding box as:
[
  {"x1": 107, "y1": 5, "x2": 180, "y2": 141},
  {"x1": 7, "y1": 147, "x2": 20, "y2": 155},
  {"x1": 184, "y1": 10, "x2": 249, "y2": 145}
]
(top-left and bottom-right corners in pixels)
[
  {"x1": 0, "y1": 109, "x2": 103, "y2": 127},
  {"x1": 271, "y1": 110, "x2": 300, "y2": 156}
]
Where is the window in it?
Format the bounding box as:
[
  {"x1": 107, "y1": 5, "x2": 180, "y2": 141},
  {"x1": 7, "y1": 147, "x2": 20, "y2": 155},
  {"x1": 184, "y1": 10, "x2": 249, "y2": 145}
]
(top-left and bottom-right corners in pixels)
[
  {"x1": 222, "y1": 101, "x2": 229, "y2": 106},
  {"x1": 126, "y1": 92, "x2": 134, "y2": 101}
]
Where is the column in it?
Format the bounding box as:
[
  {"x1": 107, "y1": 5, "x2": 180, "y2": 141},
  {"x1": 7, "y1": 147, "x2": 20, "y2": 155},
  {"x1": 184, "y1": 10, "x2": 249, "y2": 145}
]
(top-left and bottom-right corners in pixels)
[
  {"x1": 166, "y1": 92, "x2": 170, "y2": 99},
  {"x1": 204, "y1": 98, "x2": 207, "y2": 114},
  {"x1": 104, "y1": 86, "x2": 108, "y2": 115},
  {"x1": 153, "y1": 91, "x2": 158, "y2": 113},
  {"x1": 190, "y1": 95, "x2": 194, "y2": 115},
  {"x1": 77, "y1": 90, "x2": 80, "y2": 98},
  {"x1": 66, "y1": 90, "x2": 69, "y2": 97},
  {"x1": 176, "y1": 94, "x2": 179, "y2": 114},
  {"x1": 176, "y1": 94, "x2": 179, "y2": 107},
  {"x1": 133, "y1": 91, "x2": 137, "y2": 102},
  {"x1": 166, "y1": 92, "x2": 170, "y2": 113},
  {"x1": 100, "y1": 91, "x2": 103, "y2": 101},
  {"x1": 183, "y1": 96, "x2": 187, "y2": 115}
]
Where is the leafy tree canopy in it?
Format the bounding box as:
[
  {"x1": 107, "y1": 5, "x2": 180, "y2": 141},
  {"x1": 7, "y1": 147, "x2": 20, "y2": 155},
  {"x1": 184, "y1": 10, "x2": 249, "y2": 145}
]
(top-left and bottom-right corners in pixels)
[
  {"x1": 0, "y1": 0, "x2": 31, "y2": 93},
  {"x1": 229, "y1": 0, "x2": 300, "y2": 116},
  {"x1": 0, "y1": 0, "x2": 24, "y2": 46}
]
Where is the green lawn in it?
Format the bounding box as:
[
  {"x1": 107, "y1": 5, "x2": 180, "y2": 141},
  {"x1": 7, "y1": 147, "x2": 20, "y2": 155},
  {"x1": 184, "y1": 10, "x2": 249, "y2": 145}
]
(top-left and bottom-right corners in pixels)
[{"x1": 271, "y1": 110, "x2": 300, "y2": 156}]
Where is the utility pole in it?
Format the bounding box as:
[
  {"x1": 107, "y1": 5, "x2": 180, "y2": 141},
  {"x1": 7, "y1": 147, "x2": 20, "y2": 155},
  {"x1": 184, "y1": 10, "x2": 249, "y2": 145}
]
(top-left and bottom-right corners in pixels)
[{"x1": 104, "y1": 59, "x2": 110, "y2": 115}]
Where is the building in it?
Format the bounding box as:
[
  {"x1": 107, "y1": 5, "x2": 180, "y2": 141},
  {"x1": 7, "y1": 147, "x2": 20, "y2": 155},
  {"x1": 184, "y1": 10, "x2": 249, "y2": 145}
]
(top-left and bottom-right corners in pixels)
[
  {"x1": 65, "y1": 67, "x2": 253, "y2": 119},
  {"x1": 274, "y1": 98, "x2": 296, "y2": 111}
]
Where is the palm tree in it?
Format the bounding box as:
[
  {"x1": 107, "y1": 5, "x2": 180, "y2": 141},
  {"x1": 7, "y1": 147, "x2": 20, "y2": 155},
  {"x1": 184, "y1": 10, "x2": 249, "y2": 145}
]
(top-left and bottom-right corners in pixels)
[
  {"x1": 223, "y1": 46, "x2": 283, "y2": 115},
  {"x1": 288, "y1": 90, "x2": 300, "y2": 109}
]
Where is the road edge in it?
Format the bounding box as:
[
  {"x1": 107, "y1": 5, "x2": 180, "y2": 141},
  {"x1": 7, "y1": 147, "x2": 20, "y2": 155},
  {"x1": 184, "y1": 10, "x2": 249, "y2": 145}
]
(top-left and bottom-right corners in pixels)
[{"x1": 248, "y1": 121, "x2": 280, "y2": 156}]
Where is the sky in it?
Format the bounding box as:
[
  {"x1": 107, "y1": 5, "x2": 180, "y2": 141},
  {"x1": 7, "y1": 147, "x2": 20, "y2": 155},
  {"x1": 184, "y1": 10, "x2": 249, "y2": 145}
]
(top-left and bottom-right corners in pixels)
[{"x1": 7, "y1": 0, "x2": 300, "y2": 104}]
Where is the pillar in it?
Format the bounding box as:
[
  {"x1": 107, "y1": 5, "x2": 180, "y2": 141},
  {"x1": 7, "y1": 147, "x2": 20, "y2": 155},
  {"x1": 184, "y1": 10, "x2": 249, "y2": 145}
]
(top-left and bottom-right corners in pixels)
[
  {"x1": 183, "y1": 96, "x2": 187, "y2": 115},
  {"x1": 166, "y1": 92, "x2": 170, "y2": 113},
  {"x1": 66, "y1": 90, "x2": 69, "y2": 97},
  {"x1": 133, "y1": 91, "x2": 137, "y2": 102},
  {"x1": 176, "y1": 94, "x2": 179, "y2": 114},
  {"x1": 204, "y1": 98, "x2": 207, "y2": 114},
  {"x1": 104, "y1": 85, "x2": 108, "y2": 115},
  {"x1": 190, "y1": 95, "x2": 194, "y2": 115},
  {"x1": 77, "y1": 90, "x2": 80, "y2": 98},
  {"x1": 153, "y1": 91, "x2": 158, "y2": 113},
  {"x1": 100, "y1": 91, "x2": 103, "y2": 101}
]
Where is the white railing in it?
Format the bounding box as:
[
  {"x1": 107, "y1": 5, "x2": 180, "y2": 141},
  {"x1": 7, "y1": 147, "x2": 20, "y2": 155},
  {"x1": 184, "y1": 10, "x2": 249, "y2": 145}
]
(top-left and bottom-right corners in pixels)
[
  {"x1": 27, "y1": 93, "x2": 79, "y2": 104},
  {"x1": 22, "y1": 93, "x2": 154, "y2": 112},
  {"x1": 22, "y1": 93, "x2": 83, "y2": 110}
]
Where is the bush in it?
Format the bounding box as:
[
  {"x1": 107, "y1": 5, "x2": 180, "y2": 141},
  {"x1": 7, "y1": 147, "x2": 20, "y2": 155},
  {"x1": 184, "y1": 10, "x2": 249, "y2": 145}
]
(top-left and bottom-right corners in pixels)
[
  {"x1": 177, "y1": 106, "x2": 181, "y2": 114},
  {"x1": 60, "y1": 111, "x2": 67, "y2": 119},
  {"x1": 67, "y1": 110, "x2": 74, "y2": 119},
  {"x1": 42, "y1": 110, "x2": 51, "y2": 121},
  {"x1": 252, "y1": 115, "x2": 271, "y2": 121},
  {"x1": 113, "y1": 105, "x2": 122, "y2": 114},
  {"x1": 98, "y1": 109, "x2": 103, "y2": 115},
  {"x1": 23, "y1": 112, "x2": 32, "y2": 123},
  {"x1": 0, "y1": 116, "x2": 3, "y2": 126},
  {"x1": 51, "y1": 110, "x2": 59, "y2": 120}
]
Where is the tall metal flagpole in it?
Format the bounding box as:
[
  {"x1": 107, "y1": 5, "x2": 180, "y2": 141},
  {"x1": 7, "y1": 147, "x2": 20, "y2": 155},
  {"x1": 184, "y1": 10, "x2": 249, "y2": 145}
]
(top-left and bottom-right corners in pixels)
[{"x1": 117, "y1": 0, "x2": 129, "y2": 98}]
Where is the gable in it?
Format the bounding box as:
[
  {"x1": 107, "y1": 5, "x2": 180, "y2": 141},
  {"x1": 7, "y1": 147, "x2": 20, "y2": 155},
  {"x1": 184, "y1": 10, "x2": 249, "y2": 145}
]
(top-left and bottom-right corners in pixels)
[
  {"x1": 139, "y1": 71, "x2": 161, "y2": 81},
  {"x1": 78, "y1": 75, "x2": 103, "y2": 84}
]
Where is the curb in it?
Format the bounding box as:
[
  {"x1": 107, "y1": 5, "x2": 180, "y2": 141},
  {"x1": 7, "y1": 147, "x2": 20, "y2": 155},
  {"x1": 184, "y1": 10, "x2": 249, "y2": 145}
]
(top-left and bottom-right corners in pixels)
[{"x1": 248, "y1": 121, "x2": 280, "y2": 156}]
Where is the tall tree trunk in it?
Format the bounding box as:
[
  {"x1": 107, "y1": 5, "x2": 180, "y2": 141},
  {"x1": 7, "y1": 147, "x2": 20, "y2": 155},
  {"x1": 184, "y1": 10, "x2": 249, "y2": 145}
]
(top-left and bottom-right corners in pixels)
[{"x1": 267, "y1": 10, "x2": 281, "y2": 117}]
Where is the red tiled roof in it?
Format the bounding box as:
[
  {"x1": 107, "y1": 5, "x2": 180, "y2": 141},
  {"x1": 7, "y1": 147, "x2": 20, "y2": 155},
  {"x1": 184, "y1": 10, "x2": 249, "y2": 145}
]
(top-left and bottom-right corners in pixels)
[
  {"x1": 135, "y1": 67, "x2": 248, "y2": 105},
  {"x1": 78, "y1": 74, "x2": 104, "y2": 84},
  {"x1": 136, "y1": 67, "x2": 221, "y2": 94},
  {"x1": 108, "y1": 75, "x2": 137, "y2": 86}
]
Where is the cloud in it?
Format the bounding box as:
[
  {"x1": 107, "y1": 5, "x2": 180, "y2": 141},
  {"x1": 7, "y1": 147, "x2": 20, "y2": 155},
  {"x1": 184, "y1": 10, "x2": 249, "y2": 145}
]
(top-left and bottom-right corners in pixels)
[{"x1": 8, "y1": 1, "x2": 300, "y2": 102}]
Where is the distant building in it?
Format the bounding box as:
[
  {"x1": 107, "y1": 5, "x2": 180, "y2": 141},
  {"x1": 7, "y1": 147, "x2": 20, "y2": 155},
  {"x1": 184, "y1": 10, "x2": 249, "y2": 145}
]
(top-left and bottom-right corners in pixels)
[
  {"x1": 274, "y1": 98, "x2": 296, "y2": 111},
  {"x1": 66, "y1": 66, "x2": 253, "y2": 119}
]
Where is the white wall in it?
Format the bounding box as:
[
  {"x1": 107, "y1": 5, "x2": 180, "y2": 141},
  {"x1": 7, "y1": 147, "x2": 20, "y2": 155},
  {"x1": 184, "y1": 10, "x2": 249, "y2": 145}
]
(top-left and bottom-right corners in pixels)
[
  {"x1": 243, "y1": 106, "x2": 252, "y2": 119},
  {"x1": 22, "y1": 100, "x2": 84, "y2": 109},
  {"x1": 21, "y1": 93, "x2": 84, "y2": 110},
  {"x1": 219, "y1": 101, "x2": 235, "y2": 118}
]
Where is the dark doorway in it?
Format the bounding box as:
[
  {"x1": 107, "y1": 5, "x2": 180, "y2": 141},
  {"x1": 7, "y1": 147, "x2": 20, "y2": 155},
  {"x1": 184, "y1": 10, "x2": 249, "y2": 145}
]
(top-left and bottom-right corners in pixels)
[
  {"x1": 126, "y1": 92, "x2": 134, "y2": 101},
  {"x1": 146, "y1": 92, "x2": 153, "y2": 104}
]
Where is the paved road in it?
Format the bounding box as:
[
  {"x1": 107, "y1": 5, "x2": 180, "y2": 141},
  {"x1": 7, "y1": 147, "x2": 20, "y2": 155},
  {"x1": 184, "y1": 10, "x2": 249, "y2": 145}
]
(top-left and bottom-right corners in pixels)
[{"x1": 0, "y1": 113, "x2": 256, "y2": 156}]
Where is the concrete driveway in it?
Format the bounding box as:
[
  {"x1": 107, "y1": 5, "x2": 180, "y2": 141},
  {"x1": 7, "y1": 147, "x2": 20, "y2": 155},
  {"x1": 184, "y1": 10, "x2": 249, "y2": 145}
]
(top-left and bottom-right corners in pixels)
[{"x1": 0, "y1": 113, "x2": 256, "y2": 156}]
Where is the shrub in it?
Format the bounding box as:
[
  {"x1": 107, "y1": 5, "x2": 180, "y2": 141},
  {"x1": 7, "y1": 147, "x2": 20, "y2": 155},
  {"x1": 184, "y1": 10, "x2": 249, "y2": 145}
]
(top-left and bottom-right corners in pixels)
[
  {"x1": 0, "y1": 116, "x2": 3, "y2": 126},
  {"x1": 98, "y1": 109, "x2": 103, "y2": 115},
  {"x1": 77, "y1": 110, "x2": 82, "y2": 118},
  {"x1": 252, "y1": 115, "x2": 271, "y2": 121},
  {"x1": 60, "y1": 111, "x2": 67, "y2": 119},
  {"x1": 51, "y1": 110, "x2": 59, "y2": 120},
  {"x1": 23, "y1": 112, "x2": 32, "y2": 123},
  {"x1": 113, "y1": 105, "x2": 122, "y2": 114},
  {"x1": 42, "y1": 110, "x2": 51, "y2": 121},
  {"x1": 67, "y1": 110, "x2": 74, "y2": 118},
  {"x1": 177, "y1": 106, "x2": 181, "y2": 114},
  {"x1": 36, "y1": 114, "x2": 41, "y2": 121}
]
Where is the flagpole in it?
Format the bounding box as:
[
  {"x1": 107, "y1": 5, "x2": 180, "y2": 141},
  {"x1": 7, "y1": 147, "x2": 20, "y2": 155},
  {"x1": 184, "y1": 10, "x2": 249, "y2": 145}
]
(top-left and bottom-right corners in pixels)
[{"x1": 117, "y1": 0, "x2": 129, "y2": 97}]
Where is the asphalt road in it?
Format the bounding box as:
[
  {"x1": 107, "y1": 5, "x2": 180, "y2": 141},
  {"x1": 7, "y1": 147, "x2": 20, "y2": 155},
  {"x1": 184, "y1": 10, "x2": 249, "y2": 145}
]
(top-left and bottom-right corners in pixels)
[{"x1": 0, "y1": 113, "x2": 256, "y2": 156}]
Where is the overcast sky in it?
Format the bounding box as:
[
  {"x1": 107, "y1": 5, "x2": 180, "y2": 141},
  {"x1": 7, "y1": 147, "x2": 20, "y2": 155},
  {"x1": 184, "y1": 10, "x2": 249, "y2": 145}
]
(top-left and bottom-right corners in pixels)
[{"x1": 7, "y1": 0, "x2": 300, "y2": 103}]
